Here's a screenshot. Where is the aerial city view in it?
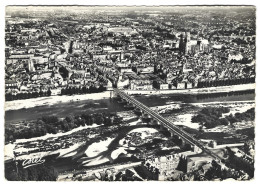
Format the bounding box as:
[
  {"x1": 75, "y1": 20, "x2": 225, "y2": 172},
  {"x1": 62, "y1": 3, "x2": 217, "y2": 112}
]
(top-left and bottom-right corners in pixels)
[{"x1": 4, "y1": 6, "x2": 255, "y2": 181}]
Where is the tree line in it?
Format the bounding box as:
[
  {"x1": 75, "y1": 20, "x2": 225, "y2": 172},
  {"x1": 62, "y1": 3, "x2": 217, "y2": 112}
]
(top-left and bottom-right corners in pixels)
[
  {"x1": 60, "y1": 85, "x2": 106, "y2": 95},
  {"x1": 197, "y1": 77, "x2": 255, "y2": 88},
  {"x1": 5, "y1": 112, "x2": 123, "y2": 143},
  {"x1": 5, "y1": 85, "x2": 107, "y2": 101},
  {"x1": 5, "y1": 90, "x2": 52, "y2": 101},
  {"x1": 192, "y1": 107, "x2": 255, "y2": 129},
  {"x1": 196, "y1": 90, "x2": 254, "y2": 100}
]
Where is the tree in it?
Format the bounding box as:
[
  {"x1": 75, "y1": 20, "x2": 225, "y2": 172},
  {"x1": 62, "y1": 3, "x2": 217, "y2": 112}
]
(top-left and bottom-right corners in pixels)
[
  {"x1": 67, "y1": 87, "x2": 72, "y2": 95},
  {"x1": 86, "y1": 115, "x2": 94, "y2": 125},
  {"x1": 61, "y1": 88, "x2": 65, "y2": 95},
  {"x1": 47, "y1": 89, "x2": 52, "y2": 96},
  {"x1": 154, "y1": 168, "x2": 160, "y2": 175},
  {"x1": 219, "y1": 118, "x2": 229, "y2": 126},
  {"x1": 95, "y1": 113, "x2": 104, "y2": 125},
  {"x1": 82, "y1": 86, "x2": 87, "y2": 93},
  {"x1": 65, "y1": 115, "x2": 74, "y2": 124},
  {"x1": 104, "y1": 116, "x2": 112, "y2": 126},
  {"x1": 199, "y1": 126, "x2": 204, "y2": 132},
  {"x1": 75, "y1": 117, "x2": 85, "y2": 127},
  {"x1": 146, "y1": 162, "x2": 151, "y2": 169},
  {"x1": 39, "y1": 90, "x2": 44, "y2": 97},
  {"x1": 41, "y1": 116, "x2": 59, "y2": 124},
  {"x1": 61, "y1": 120, "x2": 69, "y2": 131},
  {"x1": 226, "y1": 114, "x2": 238, "y2": 124},
  {"x1": 72, "y1": 87, "x2": 76, "y2": 94}
]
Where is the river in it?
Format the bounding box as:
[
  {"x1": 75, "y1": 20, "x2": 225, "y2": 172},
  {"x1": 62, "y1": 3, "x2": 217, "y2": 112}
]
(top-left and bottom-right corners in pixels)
[{"x1": 5, "y1": 90, "x2": 255, "y2": 124}]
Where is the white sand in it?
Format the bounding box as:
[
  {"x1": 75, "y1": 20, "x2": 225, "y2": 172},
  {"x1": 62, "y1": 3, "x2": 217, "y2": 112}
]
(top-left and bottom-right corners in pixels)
[
  {"x1": 4, "y1": 143, "x2": 16, "y2": 161},
  {"x1": 57, "y1": 143, "x2": 84, "y2": 158},
  {"x1": 170, "y1": 114, "x2": 200, "y2": 129},
  {"x1": 153, "y1": 103, "x2": 181, "y2": 114},
  {"x1": 13, "y1": 142, "x2": 84, "y2": 160},
  {"x1": 85, "y1": 137, "x2": 114, "y2": 157},
  {"x1": 161, "y1": 146, "x2": 180, "y2": 150},
  {"x1": 117, "y1": 111, "x2": 136, "y2": 121},
  {"x1": 82, "y1": 156, "x2": 110, "y2": 167},
  {"x1": 128, "y1": 168, "x2": 144, "y2": 180},
  {"x1": 222, "y1": 102, "x2": 255, "y2": 117},
  {"x1": 171, "y1": 101, "x2": 255, "y2": 130},
  {"x1": 119, "y1": 127, "x2": 158, "y2": 147},
  {"x1": 15, "y1": 124, "x2": 101, "y2": 144},
  {"x1": 5, "y1": 91, "x2": 111, "y2": 111},
  {"x1": 126, "y1": 127, "x2": 158, "y2": 139},
  {"x1": 192, "y1": 100, "x2": 255, "y2": 107},
  {"x1": 127, "y1": 119, "x2": 142, "y2": 126},
  {"x1": 61, "y1": 151, "x2": 77, "y2": 158},
  {"x1": 14, "y1": 147, "x2": 38, "y2": 153},
  {"x1": 111, "y1": 147, "x2": 127, "y2": 160},
  {"x1": 6, "y1": 84, "x2": 254, "y2": 111},
  {"x1": 5, "y1": 124, "x2": 101, "y2": 161}
]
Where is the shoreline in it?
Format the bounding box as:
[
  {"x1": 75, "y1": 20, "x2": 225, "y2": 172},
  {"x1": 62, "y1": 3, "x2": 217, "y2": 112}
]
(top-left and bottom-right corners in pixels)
[
  {"x1": 124, "y1": 83, "x2": 255, "y2": 95},
  {"x1": 5, "y1": 91, "x2": 111, "y2": 111},
  {"x1": 5, "y1": 83, "x2": 255, "y2": 111}
]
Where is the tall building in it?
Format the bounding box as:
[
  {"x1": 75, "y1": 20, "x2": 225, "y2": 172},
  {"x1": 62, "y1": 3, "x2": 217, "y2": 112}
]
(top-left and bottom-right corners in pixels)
[
  {"x1": 179, "y1": 32, "x2": 210, "y2": 55},
  {"x1": 179, "y1": 32, "x2": 191, "y2": 55},
  {"x1": 179, "y1": 33, "x2": 186, "y2": 55}
]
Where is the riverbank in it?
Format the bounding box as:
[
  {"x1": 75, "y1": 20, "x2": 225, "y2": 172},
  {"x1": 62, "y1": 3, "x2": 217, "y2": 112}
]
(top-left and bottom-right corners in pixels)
[
  {"x1": 5, "y1": 91, "x2": 111, "y2": 111},
  {"x1": 124, "y1": 83, "x2": 255, "y2": 95},
  {"x1": 5, "y1": 84, "x2": 255, "y2": 111}
]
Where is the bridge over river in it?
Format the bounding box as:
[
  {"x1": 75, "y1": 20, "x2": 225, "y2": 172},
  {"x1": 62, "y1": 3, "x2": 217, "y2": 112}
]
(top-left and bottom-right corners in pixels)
[{"x1": 114, "y1": 89, "x2": 224, "y2": 163}]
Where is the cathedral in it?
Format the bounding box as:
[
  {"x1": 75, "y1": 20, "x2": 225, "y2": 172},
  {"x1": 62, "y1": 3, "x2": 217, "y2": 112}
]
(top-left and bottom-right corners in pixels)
[{"x1": 179, "y1": 32, "x2": 210, "y2": 55}]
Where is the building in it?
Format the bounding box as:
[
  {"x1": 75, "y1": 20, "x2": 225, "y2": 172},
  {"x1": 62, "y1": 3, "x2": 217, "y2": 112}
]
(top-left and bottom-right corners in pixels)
[
  {"x1": 145, "y1": 154, "x2": 188, "y2": 180},
  {"x1": 179, "y1": 32, "x2": 210, "y2": 55},
  {"x1": 5, "y1": 80, "x2": 18, "y2": 89}
]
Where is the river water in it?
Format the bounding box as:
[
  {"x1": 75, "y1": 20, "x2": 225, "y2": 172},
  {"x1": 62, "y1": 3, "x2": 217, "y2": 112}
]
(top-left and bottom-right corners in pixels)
[{"x1": 5, "y1": 90, "x2": 255, "y2": 124}]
